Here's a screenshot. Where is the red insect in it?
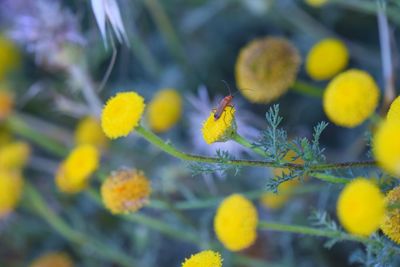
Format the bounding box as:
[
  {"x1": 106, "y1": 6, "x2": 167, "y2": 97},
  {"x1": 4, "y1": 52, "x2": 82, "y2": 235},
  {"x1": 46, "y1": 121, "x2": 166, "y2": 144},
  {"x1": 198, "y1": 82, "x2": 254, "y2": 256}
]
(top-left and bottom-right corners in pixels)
[{"x1": 213, "y1": 81, "x2": 234, "y2": 121}]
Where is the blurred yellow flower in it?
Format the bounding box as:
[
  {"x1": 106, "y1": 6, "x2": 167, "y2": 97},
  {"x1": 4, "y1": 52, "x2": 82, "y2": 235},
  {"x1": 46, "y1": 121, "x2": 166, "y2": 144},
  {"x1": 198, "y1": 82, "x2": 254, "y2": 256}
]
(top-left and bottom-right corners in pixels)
[
  {"x1": 380, "y1": 186, "x2": 400, "y2": 244},
  {"x1": 0, "y1": 170, "x2": 23, "y2": 218},
  {"x1": 55, "y1": 144, "x2": 99, "y2": 194},
  {"x1": 235, "y1": 37, "x2": 301, "y2": 103},
  {"x1": 261, "y1": 150, "x2": 303, "y2": 209},
  {"x1": 305, "y1": 0, "x2": 328, "y2": 7},
  {"x1": 0, "y1": 36, "x2": 20, "y2": 81},
  {"x1": 214, "y1": 194, "x2": 258, "y2": 251},
  {"x1": 74, "y1": 116, "x2": 107, "y2": 149},
  {"x1": 323, "y1": 69, "x2": 379, "y2": 128},
  {"x1": 202, "y1": 106, "x2": 236, "y2": 144},
  {"x1": 182, "y1": 250, "x2": 223, "y2": 267},
  {"x1": 0, "y1": 125, "x2": 12, "y2": 146},
  {"x1": 387, "y1": 96, "x2": 400, "y2": 124},
  {"x1": 147, "y1": 88, "x2": 182, "y2": 133},
  {"x1": 306, "y1": 38, "x2": 348, "y2": 80},
  {"x1": 337, "y1": 178, "x2": 385, "y2": 236},
  {"x1": 373, "y1": 120, "x2": 400, "y2": 177},
  {"x1": 261, "y1": 179, "x2": 299, "y2": 209},
  {"x1": 30, "y1": 252, "x2": 74, "y2": 267},
  {"x1": 101, "y1": 169, "x2": 151, "y2": 214},
  {"x1": 101, "y1": 91, "x2": 145, "y2": 139},
  {"x1": 0, "y1": 89, "x2": 14, "y2": 120},
  {"x1": 0, "y1": 141, "x2": 31, "y2": 170}
]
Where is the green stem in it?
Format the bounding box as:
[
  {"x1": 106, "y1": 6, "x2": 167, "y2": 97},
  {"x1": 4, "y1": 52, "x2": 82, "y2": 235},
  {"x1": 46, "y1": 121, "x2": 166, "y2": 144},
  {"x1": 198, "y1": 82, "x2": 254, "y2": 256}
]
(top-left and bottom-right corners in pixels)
[
  {"x1": 7, "y1": 115, "x2": 68, "y2": 157},
  {"x1": 150, "y1": 185, "x2": 322, "y2": 210},
  {"x1": 231, "y1": 133, "x2": 267, "y2": 157},
  {"x1": 310, "y1": 172, "x2": 350, "y2": 184},
  {"x1": 136, "y1": 125, "x2": 376, "y2": 171},
  {"x1": 86, "y1": 189, "x2": 202, "y2": 246},
  {"x1": 25, "y1": 183, "x2": 136, "y2": 267},
  {"x1": 290, "y1": 81, "x2": 324, "y2": 98},
  {"x1": 258, "y1": 221, "x2": 371, "y2": 244}
]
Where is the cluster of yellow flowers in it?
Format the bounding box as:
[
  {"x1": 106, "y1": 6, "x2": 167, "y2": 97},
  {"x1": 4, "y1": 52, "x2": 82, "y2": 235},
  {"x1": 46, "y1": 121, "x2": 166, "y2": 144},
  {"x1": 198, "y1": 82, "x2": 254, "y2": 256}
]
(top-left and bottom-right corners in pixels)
[
  {"x1": 0, "y1": 35, "x2": 21, "y2": 81},
  {"x1": 202, "y1": 106, "x2": 236, "y2": 144},
  {"x1": 101, "y1": 89, "x2": 182, "y2": 139},
  {"x1": 181, "y1": 250, "x2": 222, "y2": 267},
  {"x1": 373, "y1": 96, "x2": 400, "y2": 177},
  {"x1": 101, "y1": 169, "x2": 151, "y2": 214},
  {"x1": 0, "y1": 91, "x2": 30, "y2": 218},
  {"x1": 214, "y1": 194, "x2": 258, "y2": 251},
  {"x1": 55, "y1": 144, "x2": 99, "y2": 193},
  {"x1": 336, "y1": 177, "x2": 400, "y2": 243}
]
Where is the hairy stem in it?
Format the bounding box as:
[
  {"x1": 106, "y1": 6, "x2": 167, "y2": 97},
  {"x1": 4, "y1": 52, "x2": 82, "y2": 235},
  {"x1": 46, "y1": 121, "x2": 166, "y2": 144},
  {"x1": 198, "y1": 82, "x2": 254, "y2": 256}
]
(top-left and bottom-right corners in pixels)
[
  {"x1": 231, "y1": 133, "x2": 267, "y2": 157},
  {"x1": 310, "y1": 172, "x2": 351, "y2": 184},
  {"x1": 136, "y1": 125, "x2": 376, "y2": 171},
  {"x1": 258, "y1": 221, "x2": 372, "y2": 244}
]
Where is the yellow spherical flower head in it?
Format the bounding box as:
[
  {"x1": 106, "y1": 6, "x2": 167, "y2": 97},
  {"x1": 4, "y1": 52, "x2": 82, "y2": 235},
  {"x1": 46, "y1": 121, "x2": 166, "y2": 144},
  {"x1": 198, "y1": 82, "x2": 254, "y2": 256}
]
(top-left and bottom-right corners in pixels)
[
  {"x1": 323, "y1": 69, "x2": 379, "y2": 128},
  {"x1": 101, "y1": 169, "x2": 151, "y2": 214},
  {"x1": 74, "y1": 116, "x2": 108, "y2": 149},
  {"x1": 305, "y1": 0, "x2": 328, "y2": 7},
  {"x1": 202, "y1": 106, "x2": 236, "y2": 144},
  {"x1": 181, "y1": 250, "x2": 223, "y2": 267},
  {"x1": 0, "y1": 89, "x2": 14, "y2": 120},
  {"x1": 380, "y1": 186, "x2": 400, "y2": 244},
  {"x1": 30, "y1": 252, "x2": 73, "y2": 267},
  {"x1": 373, "y1": 120, "x2": 400, "y2": 177},
  {"x1": 55, "y1": 144, "x2": 99, "y2": 194},
  {"x1": 214, "y1": 194, "x2": 258, "y2": 251},
  {"x1": 387, "y1": 95, "x2": 400, "y2": 124},
  {"x1": 261, "y1": 150, "x2": 303, "y2": 209},
  {"x1": 235, "y1": 37, "x2": 301, "y2": 103},
  {"x1": 0, "y1": 141, "x2": 31, "y2": 170},
  {"x1": 0, "y1": 170, "x2": 23, "y2": 218},
  {"x1": 0, "y1": 36, "x2": 21, "y2": 80},
  {"x1": 147, "y1": 88, "x2": 182, "y2": 133},
  {"x1": 337, "y1": 178, "x2": 385, "y2": 236},
  {"x1": 101, "y1": 91, "x2": 145, "y2": 139},
  {"x1": 306, "y1": 38, "x2": 348, "y2": 80}
]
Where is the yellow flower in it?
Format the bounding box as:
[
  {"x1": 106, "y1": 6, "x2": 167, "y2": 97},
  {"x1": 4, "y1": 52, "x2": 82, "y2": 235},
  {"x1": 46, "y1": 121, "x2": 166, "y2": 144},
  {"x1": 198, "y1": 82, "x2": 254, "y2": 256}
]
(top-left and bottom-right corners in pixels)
[
  {"x1": 55, "y1": 144, "x2": 99, "y2": 194},
  {"x1": 30, "y1": 252, "x2": 74, "y2": 267},
  {"x1": 387, "y1": 95, "x2": 400, "y2": 124},
  {"x1": 337, "y1": 178, "x2": 385, "y2": 236},
  {"x1": 380, "y1": 186, "x2": 400, "y2": 244},
  {"x1": 0, "y1": 89, "x2": 14, "y2": 120},
  {"x1": 214, "y1": 194, "x2": 258, "y2": 251},
  {"x1": 101, "y1": 91, "x2": 145, "y2": 139},
  {"x1": 306, "y1": 38, "x2": 348, "y2": 80},
  {"x1": 74, "y1": 116, "x2": 107, "y2": 149},
  {"x1": 147, "y1": 88, "x2": 182, "y2": 133},
  {"x1": 101, "y1": 169, "x2": 151, "y2": 214},
  {"x1": 0, "y1": 36, "x2": 20, "y2": 81},
  {"x1": 305, "y1": 0, "x2": 328, "y2": 7},
  {"x1": 0, "y1": 141, "x2": 31, "y2": 170},
  {"x1": 202, "y1": 106, "x2": 236, "y2": 144},
  {"x1": 182, "y1": 250, "x2": 223, "y2": 267},
  {"x1": 0, "y1": 170, "x2": 23, "y2": 218},
  {"x1": 373, "y1": 120, "x2": 400, "y2": 177},
  {"x1": 261, "y1": 150, "x2": 303, "y2": 209},
  {"x1": 235, "y1": 37, "x2": 301, "y2": 103},
  {"x1": 323, "y1": 69, "x2": 379, "y2": 128}
]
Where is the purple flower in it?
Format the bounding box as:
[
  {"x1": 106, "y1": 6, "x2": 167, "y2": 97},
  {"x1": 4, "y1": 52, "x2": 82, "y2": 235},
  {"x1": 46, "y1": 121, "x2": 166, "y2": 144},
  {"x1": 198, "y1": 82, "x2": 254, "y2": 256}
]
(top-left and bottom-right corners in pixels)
[{"x1": 2, "y1": 0, "x2": 85, "y2": 66}]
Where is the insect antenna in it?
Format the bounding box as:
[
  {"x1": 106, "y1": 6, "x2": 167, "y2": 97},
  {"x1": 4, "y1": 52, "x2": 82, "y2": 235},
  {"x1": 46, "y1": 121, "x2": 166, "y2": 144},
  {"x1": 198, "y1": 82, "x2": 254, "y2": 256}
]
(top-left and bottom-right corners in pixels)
[{"x1": 221, "y1": 80, "x2": 233, "y2": 96}]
